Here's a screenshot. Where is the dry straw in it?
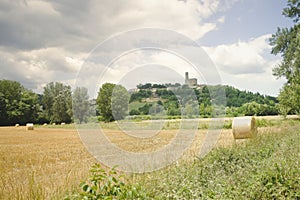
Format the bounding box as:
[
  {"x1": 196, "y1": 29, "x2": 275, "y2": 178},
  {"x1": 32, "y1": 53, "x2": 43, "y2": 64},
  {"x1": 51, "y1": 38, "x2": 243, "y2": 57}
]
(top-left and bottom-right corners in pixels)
[
  {"x1": 232, "y1": 116, "x2": 257, "y2": 139},
  {"x1": 26, "y1": 123, "x2": 34, "y2": 131}
]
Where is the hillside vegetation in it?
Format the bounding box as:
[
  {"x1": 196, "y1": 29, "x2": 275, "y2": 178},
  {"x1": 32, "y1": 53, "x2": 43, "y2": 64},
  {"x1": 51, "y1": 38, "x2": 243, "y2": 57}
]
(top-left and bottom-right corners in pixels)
[{"x1": 128, "y1": 83, "x2": 279, "y2": 118}]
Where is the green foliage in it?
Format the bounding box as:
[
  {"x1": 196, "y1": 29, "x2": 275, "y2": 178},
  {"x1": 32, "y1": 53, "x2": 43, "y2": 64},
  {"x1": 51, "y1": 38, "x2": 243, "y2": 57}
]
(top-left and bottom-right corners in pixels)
[
  {"x1": 129, "y1": 109, "x2": 140, "y2": 115},
  {"x1": 42, "y1": 82, "x2": 73, "y2": 124},
  {"x1": 270, "y1": 0, "x2": 300, "y2": 115},
  {"x1": 97, "y1": 83, "x2": 129, "y2": 122},
  {"x1": 138, "y1": 103, "x2": 152, "y2": 115},
  {"x1": 0, "y1": 80, "x2": 39, "y2": 125},
  {"x1": 223, "y1": 85, "x2": 277, "y2": 108},
  {"x1": 137, "y1": 83, "x2": 167, "y2": 89},
  {"x1": 65, "y1": 164, "x2": 146, "y2": 200},
  {"x1": 130, "y1": 90, "x2": 152, "y2": 102},
  {"x1": 277, "y1": 83, "x2": 300, "y2": 116},
  {"x1": 129, "y1": 83, "x2": 278, "y2": 118},
  {"x1": 112, "y1": 85, "x2": 130, "y2": 120},
  {"x1": 73, "y1": 87, "x2": 90, "y2": 124},
  {"x1": 97, "y1": 83, "x2": 114, "y2": 122},
  {"x1": 140, "y1": 123, "x2": 300, "y2": 199},
  {"x1": 198, "y1": 103, "x2": 210, "y2": 117}
]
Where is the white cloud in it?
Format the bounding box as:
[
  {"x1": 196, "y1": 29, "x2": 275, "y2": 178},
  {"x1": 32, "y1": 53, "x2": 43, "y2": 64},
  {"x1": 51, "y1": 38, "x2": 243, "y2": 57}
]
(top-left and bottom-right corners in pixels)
[
  {"x1": 204, "y1": 34, "x2": 272, "y2": 74},
  {"x1": 0, "y1": 47, "x2": 84, "y2": 92},
  {"x1": 203, "y1": 34, "x2": 284, "y2": 95},
  {"x1": 196, "y1": 0, "x2": 220, "y2": 18},
  {"x1": 217, "y1": 60, "x2": 285, "y2": 96},
  {"x1": 217, "y1": 16, "x2": 225, "y2": 23}
]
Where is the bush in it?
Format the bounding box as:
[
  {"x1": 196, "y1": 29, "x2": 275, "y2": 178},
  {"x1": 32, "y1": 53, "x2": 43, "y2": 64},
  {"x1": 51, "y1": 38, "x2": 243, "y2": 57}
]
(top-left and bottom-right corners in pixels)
[{"x1": 129, "y1": 109, "x2": 140, "y2": 115}]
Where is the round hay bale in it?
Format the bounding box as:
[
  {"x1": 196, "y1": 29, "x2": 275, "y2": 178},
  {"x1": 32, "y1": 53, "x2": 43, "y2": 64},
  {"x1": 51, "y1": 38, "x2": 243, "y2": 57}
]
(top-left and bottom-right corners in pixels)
[
  {"x1": 26, "y1": 123, "x2": 34, "y2": 131},
  {"x1": 43, "y1": 123, "x2": 47, "y2": 126},
  {"x1": 52, "y1": 123, "x2": 56, "y2": 125},
  {"x1": 232, "y1": 116, "x2": 257, "y2": 139},
  {"x1": 15, "y1": 124, "x2": 19, "y2": 127},
  {"x1": 61, "y1": 122, "x2": 65, "y2": 125}
]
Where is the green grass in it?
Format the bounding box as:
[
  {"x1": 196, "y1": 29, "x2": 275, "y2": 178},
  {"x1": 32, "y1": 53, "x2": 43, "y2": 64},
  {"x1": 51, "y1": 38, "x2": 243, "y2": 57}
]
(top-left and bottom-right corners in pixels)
[
  {"x1": 129, "y1": 101, "x2": 146, "y2": 110},
  {"x1": 136, "y1": 123, "x2": 300, "y2": 199},
  {"x1": 35, "y1": 123, "x2": 76, "y2": 129}
]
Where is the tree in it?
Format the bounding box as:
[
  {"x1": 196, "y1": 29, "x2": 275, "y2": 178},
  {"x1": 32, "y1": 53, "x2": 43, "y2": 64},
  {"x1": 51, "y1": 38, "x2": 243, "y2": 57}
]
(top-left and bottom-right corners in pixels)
[
  {"x1": 111, "y1": 85, "x2": 129, "y2": 120},
  {"x1": 0, "y1": 92, "x2": 8, "y2": 124},
  {"x1": 241, "y1": 102, "x2": 261, "y2": 116},
  {"x1": 270, "y1": 0, "x2": 300, "y2": 114},
  {"x1": 277, "y1": 84, "x2": 299, "y2": 117},
  {"x1": 0, "y1": 80, "x2": 39, "y2": 125},
  {"x1": 97, "y1": 83, "x2": 129, "y2": 122},
  {"x1": 138, "y1": 103, "x2": 152, "y2": 115},
  {"x1": 129, "y1": 109, "x2": 140, "y2": 115},
  {"x1": 72, "y1": 87, "x2": 90, "y2": 124},
  {"x1": 42, "y1": 82, "x2": 72, "y2": 123},
  {"x1": 18, "y1": 89, "x2": 39, "y2": 124}
]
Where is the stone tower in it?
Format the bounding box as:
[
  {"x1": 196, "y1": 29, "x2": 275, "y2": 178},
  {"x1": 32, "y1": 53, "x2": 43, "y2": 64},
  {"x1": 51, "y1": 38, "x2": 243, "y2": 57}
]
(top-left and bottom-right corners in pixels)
[
  {"x1": 185, "y1": 72, "x2": 197, "y2": 87},
  {"x1": 185, "y1": 72, "x2": 189, "y2": 85}
]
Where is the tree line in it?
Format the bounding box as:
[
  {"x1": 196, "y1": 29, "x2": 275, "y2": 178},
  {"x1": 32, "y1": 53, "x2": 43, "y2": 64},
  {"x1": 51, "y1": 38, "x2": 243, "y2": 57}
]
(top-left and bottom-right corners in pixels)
[
  {"x1": 0, "y1": 80, "x2": 90, "y2": 126},
  {"x1": 0, "y1": 77, "x2": 294, "y2": 126}
]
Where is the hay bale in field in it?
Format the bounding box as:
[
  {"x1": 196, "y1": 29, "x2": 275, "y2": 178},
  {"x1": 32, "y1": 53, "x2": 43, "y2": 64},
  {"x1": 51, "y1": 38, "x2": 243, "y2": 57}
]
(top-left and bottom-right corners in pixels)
[
  {"x1": 232, "y1": 116, "x2": 257, "y2": 139},
  {"x1": 26, "y1": 123, "x2": 34, "y2": 131},
  {"x1": 61, "y1": 122, "x2": 65, "y2": 125},
  {"x1": 52, "y1": 123, "x2": 56, "y2": 125},
  {"x1": 15, "y1": 124, "x2": 19, "y2": 127},
  {"x1": 43, "y1": 123, "x2": 47, "y2": 126}
]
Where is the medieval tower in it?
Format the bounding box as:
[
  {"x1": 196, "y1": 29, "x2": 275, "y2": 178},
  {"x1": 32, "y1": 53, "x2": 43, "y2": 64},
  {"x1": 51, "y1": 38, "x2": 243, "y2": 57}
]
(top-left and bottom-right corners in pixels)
[{"x1": 185, "y1": 72, "x2": 197, "y2": 87}]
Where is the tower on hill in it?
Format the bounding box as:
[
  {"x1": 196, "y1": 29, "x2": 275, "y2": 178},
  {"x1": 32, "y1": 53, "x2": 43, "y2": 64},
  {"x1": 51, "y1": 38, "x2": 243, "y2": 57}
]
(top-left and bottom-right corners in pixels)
[{"x1": 185, "y1": 72, "x2": 197, "y2": 87}]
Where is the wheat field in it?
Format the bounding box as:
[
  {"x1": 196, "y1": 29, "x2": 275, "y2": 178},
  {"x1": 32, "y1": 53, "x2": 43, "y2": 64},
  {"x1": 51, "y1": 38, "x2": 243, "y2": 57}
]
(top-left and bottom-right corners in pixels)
[{"x1": 0, "y1": 125, "x2": 236, "y2": 199}]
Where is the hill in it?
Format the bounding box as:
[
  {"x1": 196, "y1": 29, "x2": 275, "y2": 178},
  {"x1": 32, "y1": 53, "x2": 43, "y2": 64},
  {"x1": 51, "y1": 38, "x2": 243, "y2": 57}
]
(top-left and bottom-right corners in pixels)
[{"x1": 128, "y1": 83, "x2": 278, "y2": 118}]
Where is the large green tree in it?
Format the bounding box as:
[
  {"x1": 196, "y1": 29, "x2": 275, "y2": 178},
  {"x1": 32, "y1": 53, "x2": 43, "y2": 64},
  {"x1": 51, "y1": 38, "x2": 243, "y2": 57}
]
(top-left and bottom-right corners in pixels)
[
  {"x1": 0, "y1": 80, "x2": 39, "y2": 125},
  {"x1": 42, "y1": 82, "x2": 72, "y2": 123},
  {"x1": 97, "y1": 83, "x2": 129, "y2": 122},
  {"x1": 270, "y1": 0, "x2": 300, "y2": 115},
  {"x1": 72, "y1": 87, "x2": 89, "y2": 124}
]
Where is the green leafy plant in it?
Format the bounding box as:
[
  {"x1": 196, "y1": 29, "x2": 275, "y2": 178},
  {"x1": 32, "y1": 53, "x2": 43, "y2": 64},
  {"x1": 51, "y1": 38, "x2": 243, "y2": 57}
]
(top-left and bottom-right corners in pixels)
[{"x1": 65, "y1": 163, "x2": 145, "y2": 200}]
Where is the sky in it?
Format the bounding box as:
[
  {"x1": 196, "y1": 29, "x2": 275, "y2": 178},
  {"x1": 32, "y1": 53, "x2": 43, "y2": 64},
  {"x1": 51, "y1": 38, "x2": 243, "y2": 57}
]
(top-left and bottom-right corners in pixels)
[{"x1": 0, "y1": 0, "x2": 294, "y2": 97}]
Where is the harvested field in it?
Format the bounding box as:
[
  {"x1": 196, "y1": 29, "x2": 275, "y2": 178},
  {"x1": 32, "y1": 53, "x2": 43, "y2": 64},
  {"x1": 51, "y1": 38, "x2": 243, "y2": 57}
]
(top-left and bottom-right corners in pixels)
[
  {"x1": 0, "y1": 127, "x2": 94, "y2": 199},
  {"x1": 0, "y1": 123, "x2": 278, "y2": 199}
]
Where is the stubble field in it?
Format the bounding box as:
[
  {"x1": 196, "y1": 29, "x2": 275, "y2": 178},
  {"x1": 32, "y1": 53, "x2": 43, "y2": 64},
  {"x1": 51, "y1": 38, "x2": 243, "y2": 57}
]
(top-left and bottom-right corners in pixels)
[{"x1": 0, "y1": 123, "x2": 235, "y2": 199}]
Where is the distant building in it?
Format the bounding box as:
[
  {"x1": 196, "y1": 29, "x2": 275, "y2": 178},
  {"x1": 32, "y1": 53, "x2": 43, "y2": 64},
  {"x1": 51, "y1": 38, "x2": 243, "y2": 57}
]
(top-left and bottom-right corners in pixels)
[{"x1": 185, "y1": 72, "x2": 197, "y2": 87}]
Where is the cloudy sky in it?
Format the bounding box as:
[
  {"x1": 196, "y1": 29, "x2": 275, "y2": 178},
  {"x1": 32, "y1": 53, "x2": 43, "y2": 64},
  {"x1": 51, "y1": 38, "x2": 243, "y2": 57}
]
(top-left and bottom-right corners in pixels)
[{"x1": 0, "y1": 0, "x2": 293, "y2": 97}]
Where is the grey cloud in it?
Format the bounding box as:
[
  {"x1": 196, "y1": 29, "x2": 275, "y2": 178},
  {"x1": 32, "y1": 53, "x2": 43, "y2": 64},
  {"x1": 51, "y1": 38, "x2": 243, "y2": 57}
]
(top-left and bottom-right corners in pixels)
[{"x1": 0, "y1": 1, "x2": 61, "y2": 50}]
